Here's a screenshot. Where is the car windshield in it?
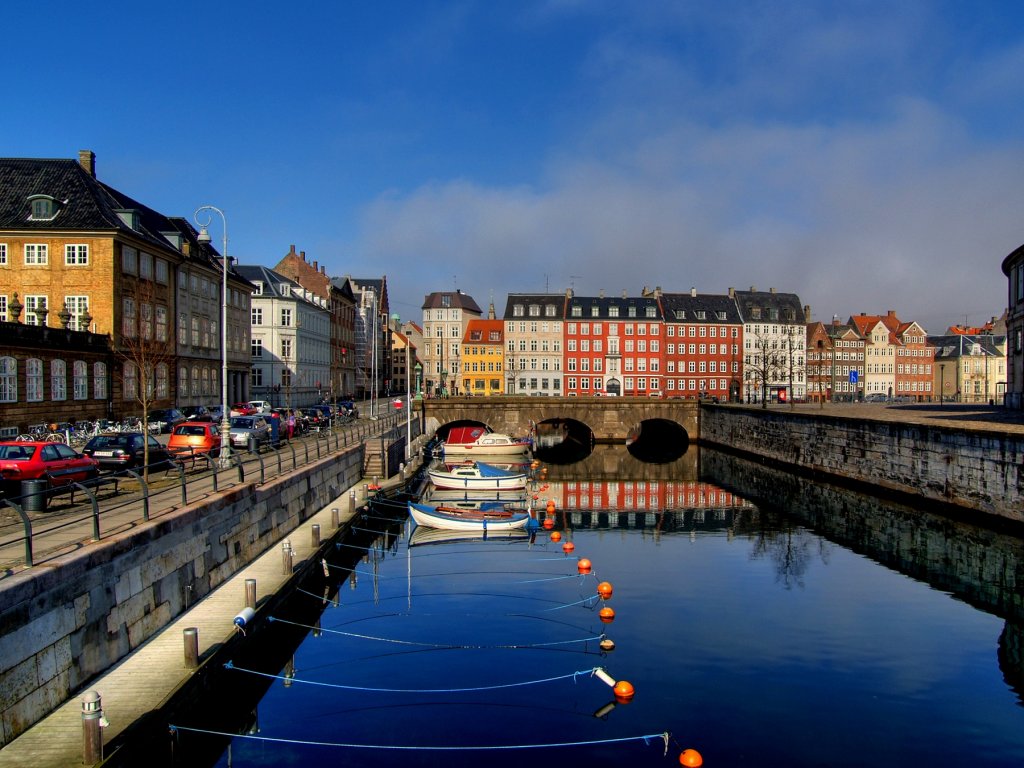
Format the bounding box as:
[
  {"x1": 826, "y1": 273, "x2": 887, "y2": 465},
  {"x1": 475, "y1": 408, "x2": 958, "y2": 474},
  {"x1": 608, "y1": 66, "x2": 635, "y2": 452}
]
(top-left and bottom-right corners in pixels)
[
  {"x1": 90, "y1": 435, "x2": 133, "y2": 449},
  {"x1": 174, "y1": 425, "x2": 209, "y2": 437},
  {"x1": 0, "y1": 445, "x2": 36, "y2": 460},
  {"x1": 231, "y1": 417, "x2": 254, "y2": 428}
]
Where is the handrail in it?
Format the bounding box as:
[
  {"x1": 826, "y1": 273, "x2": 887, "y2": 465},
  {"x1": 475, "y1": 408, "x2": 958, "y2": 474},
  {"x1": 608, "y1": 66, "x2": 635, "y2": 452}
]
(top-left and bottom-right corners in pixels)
[{"x1": 0, "y1": 416, "x2": 419, "y2": 573}]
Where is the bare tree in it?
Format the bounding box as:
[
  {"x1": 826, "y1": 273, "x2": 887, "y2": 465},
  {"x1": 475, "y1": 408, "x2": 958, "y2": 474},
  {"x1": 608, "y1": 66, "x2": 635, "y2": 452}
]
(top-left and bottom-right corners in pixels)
[
  {"x1": 744, "y1": 329, "x2": 785, "y2": 408},
  {"x1": 781, "y1": 325, "x2": 806, "y2": 408},
  {"x1": 116, "y1": 279, "x2": 176, "y2": 479}
]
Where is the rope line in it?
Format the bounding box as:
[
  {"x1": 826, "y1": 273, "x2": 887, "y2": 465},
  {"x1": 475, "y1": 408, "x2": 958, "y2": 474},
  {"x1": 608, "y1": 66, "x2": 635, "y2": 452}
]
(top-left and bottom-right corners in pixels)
[
  {"x1": 225, "y1": 661, "x2": 601, "y2": 693},
  {"x1": 268, "y1": 616, "x2": 604, "y2": 649},
  {"x1": 168, "y1": 724, "x2": 671, "y2": 752}
]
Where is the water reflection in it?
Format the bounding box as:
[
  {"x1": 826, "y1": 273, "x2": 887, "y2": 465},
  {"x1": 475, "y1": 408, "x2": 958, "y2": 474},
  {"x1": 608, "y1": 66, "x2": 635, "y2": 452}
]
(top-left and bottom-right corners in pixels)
[{"x1": 700, "y1": 447, "x2": 1024, "y2": 706}]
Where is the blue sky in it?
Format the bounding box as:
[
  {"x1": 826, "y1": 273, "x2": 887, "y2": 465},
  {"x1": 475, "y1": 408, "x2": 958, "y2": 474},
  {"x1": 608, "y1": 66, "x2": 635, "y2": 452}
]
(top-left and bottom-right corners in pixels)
[{"x1": 6, "y1": 1, "x2": 1024, "y2": 331}]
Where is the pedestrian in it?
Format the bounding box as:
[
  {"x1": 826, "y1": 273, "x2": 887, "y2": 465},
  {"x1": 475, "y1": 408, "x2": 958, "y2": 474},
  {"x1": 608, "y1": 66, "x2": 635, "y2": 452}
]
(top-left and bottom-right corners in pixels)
[{"x1": 287, "y1": 410, "x2": 296, "y2": 439}]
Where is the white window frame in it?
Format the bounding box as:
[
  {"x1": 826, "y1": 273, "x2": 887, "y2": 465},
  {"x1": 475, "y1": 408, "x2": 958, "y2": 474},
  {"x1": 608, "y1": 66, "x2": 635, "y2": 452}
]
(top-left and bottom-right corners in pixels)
[
  {"x1": 25, "y1": 244, "x2": 48, "y2": 266},
  {"x1": 65, "y1": 244, "x2": 89, "y2": 266},
  {"x1": 0, "y1": 357, "x2": 17, "y2": 402},
  {"x1": 26, "y1": 358, "x2": 43, "y2": 402},
  {"x1": 73, "y1": 360, "x2": 88, "y2": 400}
]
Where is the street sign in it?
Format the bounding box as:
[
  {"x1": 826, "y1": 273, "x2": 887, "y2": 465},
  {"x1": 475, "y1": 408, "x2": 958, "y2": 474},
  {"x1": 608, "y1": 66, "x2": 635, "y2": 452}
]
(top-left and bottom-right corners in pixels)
[{"x1": 849, "y1": 370, "x2": 859, "y2": 384}]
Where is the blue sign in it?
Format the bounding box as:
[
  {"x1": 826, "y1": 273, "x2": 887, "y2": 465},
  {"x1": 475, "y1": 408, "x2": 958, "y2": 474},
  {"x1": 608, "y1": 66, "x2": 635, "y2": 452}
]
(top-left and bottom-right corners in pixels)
[{"x1": 849, "y1": 370, "x2": 859, "y2": 384}]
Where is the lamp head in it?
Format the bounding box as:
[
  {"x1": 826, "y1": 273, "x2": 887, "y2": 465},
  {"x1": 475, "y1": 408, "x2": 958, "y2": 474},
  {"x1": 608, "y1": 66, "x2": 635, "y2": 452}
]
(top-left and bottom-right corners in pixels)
[{"x1": 197, "y1": 226, "x2": 211, "y2": 244}]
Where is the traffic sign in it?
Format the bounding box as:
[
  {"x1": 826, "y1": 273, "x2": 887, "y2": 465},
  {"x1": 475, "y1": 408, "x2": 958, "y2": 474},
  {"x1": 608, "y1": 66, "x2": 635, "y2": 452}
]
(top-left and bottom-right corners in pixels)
[{"x1": 849, "y1": 370, "x2": 859, "y2": 384}]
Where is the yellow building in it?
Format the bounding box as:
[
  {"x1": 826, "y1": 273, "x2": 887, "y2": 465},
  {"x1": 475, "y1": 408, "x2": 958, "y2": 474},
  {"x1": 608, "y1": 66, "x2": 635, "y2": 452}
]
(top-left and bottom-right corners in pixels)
[{"x1": 461, "y1": 319, "x2": 504, "y2": 396}]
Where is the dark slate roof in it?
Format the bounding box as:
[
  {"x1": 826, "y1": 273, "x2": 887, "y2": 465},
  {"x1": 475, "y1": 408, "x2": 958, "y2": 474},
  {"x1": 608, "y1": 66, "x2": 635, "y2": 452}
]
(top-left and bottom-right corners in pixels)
[
  {"x1": 422, "y1": 290, "x2": 483, "y2": 314},
  {"x1": 929, "y1": 334, "x2": 1006, "y2": 360},
  {"x1": 0, "y1": 157, "x2": 182, "y2": 255},
  {"x1": 235, "y1": 265, "x2": 321, "y2": 306},
  {"x1": 733, "y1": 289, "x2": 806, "y2": 324},
  {"x1": 565, "y1": 294, "x2": 663, "y2": 320},
  {"x1": 659, "y1": 292, "x2": 742, "y2": 324},
  {"x1": 502, "y1": 293, "x2": 568, "y2": 320}
]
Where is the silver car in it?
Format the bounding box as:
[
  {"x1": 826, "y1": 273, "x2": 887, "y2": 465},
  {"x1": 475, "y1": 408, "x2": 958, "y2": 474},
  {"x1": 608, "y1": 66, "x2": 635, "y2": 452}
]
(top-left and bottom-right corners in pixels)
[{"x1": 228, "y1": 416, "x2": 271, "y2": 449}]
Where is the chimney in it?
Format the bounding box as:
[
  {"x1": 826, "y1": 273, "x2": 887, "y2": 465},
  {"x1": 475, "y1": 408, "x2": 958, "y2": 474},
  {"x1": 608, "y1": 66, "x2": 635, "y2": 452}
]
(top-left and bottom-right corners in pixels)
[
  {"x1": 288, "y1": 244, "x2": 297, "y2": 257},
  {"x1": 321, "y1": 265, "x2": 326, "y2": 275},
  {"x1": 300, "y1": 250, "x2": 306, "y2": 262},
  {"x1": 769, "y1": 287, "x2": 777, "y2": 294},
  {"x1": 599, "y1": 289, "x2": 604, "y2": 298},
  {"x1": 621, "y1": 289, "x2": 627, "y2": 298},
  {"x1": 690, "y1": 287, "x2": 696, "y2": 298},
  {"x1": 728, "y1": 287, "x2": 735, "y2": 298},
  {"x1": 313, "y1": 260, "x2": 318, "y2": 272},
  {"x1": 750, "y1": 285, "x2": 757, "y2": 292},
  {"x1": 804, "y1": 304, "x2": 811, "y2": 322},
  {"x1": 78, "y1": 150, "x2": 96, "y2": 177}
]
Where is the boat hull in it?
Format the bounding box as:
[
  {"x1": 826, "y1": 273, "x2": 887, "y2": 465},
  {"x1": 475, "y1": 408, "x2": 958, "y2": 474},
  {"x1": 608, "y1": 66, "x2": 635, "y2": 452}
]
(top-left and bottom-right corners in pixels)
[{"x1": 408, "y1": 502, "x2": 531, "y2": 531}]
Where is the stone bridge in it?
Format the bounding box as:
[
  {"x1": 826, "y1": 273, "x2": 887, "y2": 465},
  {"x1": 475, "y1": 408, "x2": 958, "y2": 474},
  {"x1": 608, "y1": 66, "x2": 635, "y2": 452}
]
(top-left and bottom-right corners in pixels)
[{"x1": 419, "y1": 395, "x2": 700, "y2": 443}]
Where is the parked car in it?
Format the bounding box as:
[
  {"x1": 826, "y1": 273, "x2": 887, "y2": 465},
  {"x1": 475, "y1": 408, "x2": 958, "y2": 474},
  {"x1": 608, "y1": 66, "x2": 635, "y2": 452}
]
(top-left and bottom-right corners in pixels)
[
  {"x1": 231, "y1": 402, "x2": 257, "y2": 416},
  {"x1": 147, "y1": 408, "x2": 187, "y2": 434},
  {"x1": 247, "y1": 400, "x2": 272, "y2": 414},
  {"x1": 0, "y1": 441, "x2": 98, "y2": 495},
  {"x1": 82, "y1": 433, "x2": 175, "y2": 472},
  {"x1": 228, "y1": 416, "x2": 271, "y2": 449},
  {"x1": 181, "y1": 405, "x2": 214, "y2": 422},
  {"x1": 167, "y1": 422, "x2": 222, "y2": 459}
]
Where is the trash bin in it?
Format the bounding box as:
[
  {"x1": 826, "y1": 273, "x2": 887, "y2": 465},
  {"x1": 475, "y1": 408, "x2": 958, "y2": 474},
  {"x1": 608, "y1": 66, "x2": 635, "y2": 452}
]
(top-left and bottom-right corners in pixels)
[{"x1": 20, "y1": 479, "x2": 48, "y2": 513}]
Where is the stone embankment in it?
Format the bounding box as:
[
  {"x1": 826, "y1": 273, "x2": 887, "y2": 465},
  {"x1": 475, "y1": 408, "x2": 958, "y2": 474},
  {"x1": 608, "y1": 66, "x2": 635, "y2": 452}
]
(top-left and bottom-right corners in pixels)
[{"x1": 700, "y1": 403, "x2": 1024, "y2": 525}]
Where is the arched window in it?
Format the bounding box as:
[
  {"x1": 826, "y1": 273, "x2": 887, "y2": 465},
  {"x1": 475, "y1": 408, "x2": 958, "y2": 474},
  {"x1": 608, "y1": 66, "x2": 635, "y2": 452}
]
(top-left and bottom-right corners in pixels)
[
  {"x1": 73, "y1": 360, "x2": 88, "y2": 400},
  {"x1": 156, "y1": 363, "x2": 169, "y2": 398},
  {"x1": 123, "y1": 362, "x2": 138, "y2": 400},
  {"x1": 26, "y1": 358, "x2": 43, "y2": 401},
  {"x1": 179, "y1": 366, "x2": 189, "y2": 399},
  {"x1": 0, "y1": 357, "x2": 16, "y2": 402},
  {"x1": 51, "y1": 360, "x2": 67, "y2": 401}
]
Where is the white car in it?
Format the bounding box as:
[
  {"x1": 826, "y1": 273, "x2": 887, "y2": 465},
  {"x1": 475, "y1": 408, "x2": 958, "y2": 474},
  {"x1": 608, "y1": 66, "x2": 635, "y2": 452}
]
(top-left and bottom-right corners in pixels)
[{"x1": 247, "y1": 400, "x2": 272, "y2": 414}]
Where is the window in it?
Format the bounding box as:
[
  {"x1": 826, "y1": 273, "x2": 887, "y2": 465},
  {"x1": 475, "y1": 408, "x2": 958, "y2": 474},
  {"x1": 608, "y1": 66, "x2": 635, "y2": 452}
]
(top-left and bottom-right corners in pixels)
[
  {"x1": 123, "y1": 297, "x2": 137, "y2": 337},
  {"x1": 73, "y1": 360, "x2": 88, "y2": 400},
  {"x1": 93, "y1": 363, "x2": 107, "y2": 400},
  {"x1": 61, "y1": 243, "x2": 90, "y2": 266},
  {"x1": 252, "y1": 338, "x2": 263, "y2": 358},
  {"x1": 281, "y1": 308, "x2": 292, "y2": 326},
  {"x1": 65, "y1": 296, "x2": 90, "y2": 330},
  {"x1": 156, "y1": 305, "x2": 168, "y2": 342},
  {"x1": 26, "y1": 358, "x2": 43, "y2": 401},
  {"x1": 123, "y1": 362, "x2": 137, "y2": 400},
  {"x1": 0, "y1": 357, "x2": 16, "y2": 402},
  {"x1": 140, "y1": 303, "x2": 153, "y2": 339},
  {"x1": 122, "y1": 246, "x2": 138, "y2": 274},
  {"x1": 26, "y1": 295, "x2": 47, "y2": 326},
  {"x1": 281, "y1": 338, "x2": 292, "y2": 359},
  {"x1": 251, "y1": 366, "x2": 263, "y2": 387},
  {"x1": 139, "y1": 252, "x2": 153, "y2": 280},
  {"x1": 156, "y1": 364, "x2": 169, "y2": 398},
  {"x1": 0, "y1": 244, "x2": 7, "y2": 265},
  {"x1": 25, "y1": 244, "x2": 48, "y2": 266},
  {"x1": 191, "y1": 317, "x2": 200, "y2": 347},
  {"x1": 155, "y1": 259, "x2": 168, "y2": 284},
  {"x1": 30, "y1": 197, "x2": 56, "y2": 220}
]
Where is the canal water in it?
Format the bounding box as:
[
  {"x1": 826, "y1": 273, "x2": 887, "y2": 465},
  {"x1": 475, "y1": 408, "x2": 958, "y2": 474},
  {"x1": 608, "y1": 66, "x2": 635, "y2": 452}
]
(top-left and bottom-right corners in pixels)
[{"x1": 163, "y1": 446, "x2": 1024, "y2": 767}]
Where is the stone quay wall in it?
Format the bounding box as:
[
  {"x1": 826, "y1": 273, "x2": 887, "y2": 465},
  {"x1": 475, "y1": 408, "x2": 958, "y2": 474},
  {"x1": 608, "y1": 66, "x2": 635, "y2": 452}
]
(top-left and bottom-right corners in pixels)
[
  {"x1": 700, "y1": 406, "x2": 1024, "y2": 525},
  {"x1": 0, "y1": 445, "x2": 364, "y2": 747}
]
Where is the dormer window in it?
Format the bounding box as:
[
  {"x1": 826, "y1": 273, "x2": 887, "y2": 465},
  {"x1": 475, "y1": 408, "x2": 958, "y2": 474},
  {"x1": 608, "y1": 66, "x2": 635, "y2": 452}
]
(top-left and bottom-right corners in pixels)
[
  {"x1": 281, "y1": 284, "x2": 291, "y2": 297},
  {"x1": 27, "y1": 195, "x2": 58, "y2": 221}
]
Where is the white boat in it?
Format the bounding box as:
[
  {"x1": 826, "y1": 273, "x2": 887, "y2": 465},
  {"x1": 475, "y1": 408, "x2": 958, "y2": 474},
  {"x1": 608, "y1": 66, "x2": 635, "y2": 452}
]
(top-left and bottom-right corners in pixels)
[
  {"x1": 408, "y1": 501, "x2": 532, "y2": 532},
  {"x1": 425, "y1": 487, "x2": 530, "y2": 504},
  {"x1": 428, "y1": 461, "x2": 529, "y2": 491},
  {"x1": 409, "y1": 526, "x2": 530, "y2": 547},
  {"x1": 440, "y1": 426, "x2": 532, "y2": 457}
]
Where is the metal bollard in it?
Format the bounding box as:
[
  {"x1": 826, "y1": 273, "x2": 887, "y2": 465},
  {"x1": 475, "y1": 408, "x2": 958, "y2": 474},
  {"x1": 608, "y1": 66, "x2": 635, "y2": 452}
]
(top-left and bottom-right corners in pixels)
[
  {"x1": 332, "y1": 506, "x2": 340, "y2": 527},
  {"x1": 282, "y1": 539, "x2": 293, "y2": 575},
  {"x1": 183, "y1": 627, "x2": 199, "y2": 670},
  {"x1": 81, "y1": 690, "x2": 103, "y2": 765},
  {"x1": 245, "y1": 578, "x2": 257, "y2": 610},
  {"x1": 349, "y1": 489, "x2": 356, "y2": 515},
  {"x1": 311, "y1": 524, "x2": 320, "y2": 548}
]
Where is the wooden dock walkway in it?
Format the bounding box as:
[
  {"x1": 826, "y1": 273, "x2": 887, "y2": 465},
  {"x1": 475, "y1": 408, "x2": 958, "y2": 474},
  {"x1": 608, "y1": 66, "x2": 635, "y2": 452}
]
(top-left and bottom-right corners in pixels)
[{"x1": 0, "y1": 466, "x2": 418, "y2": 768}]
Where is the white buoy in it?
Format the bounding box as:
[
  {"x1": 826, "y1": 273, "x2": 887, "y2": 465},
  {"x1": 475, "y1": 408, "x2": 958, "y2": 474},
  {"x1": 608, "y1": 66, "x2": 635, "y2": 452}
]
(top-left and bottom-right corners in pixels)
[
  {"x1": 233, "y1": 607, "x2": 256, "y2": 635},
  {"x1": 593, "y1": 667, "x2": 617, "y2": 687}
]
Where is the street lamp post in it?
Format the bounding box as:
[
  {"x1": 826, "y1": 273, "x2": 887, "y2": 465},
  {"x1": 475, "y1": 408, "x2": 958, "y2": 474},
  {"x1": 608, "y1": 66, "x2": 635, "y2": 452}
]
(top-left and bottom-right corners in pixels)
[
  {"x1": 194, "y1": 205, "x2": 232, "y2": 466},
  {"x1": 415, "y1": 362, "x2": 423, "y2": 399}
]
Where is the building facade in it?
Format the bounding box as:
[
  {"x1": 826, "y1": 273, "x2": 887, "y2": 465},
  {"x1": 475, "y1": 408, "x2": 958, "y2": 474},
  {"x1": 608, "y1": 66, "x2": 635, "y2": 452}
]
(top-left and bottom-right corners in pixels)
[
  {"x1": 658, "y1": 288, "x2": 743, "y2": 401},
  {"x1": 461, "y1": 317, "x2": 504, "y2": 396},
  {"x1": 421, "y1": 290, "x2": 482, "y2": 397},
  {"x1": 734, "y1": 288, "x2": 807, "y2": 403},
  {"x1": 502, "y1": 293, "x2": 565, "y2": 395},
  {"x1": 1001, "y1": 243, "x2": 1024, "y2": 408}
]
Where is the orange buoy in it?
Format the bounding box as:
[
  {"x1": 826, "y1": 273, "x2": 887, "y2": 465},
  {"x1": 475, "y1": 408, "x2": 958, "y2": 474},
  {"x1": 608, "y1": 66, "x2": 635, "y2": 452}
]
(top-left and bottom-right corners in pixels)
[
  {"x1": 599, "y1": 606, "x2": 615, "y2": 623},
  {"x1": 597, "y1": 581, "x2": 613, "y2": 599},
  {"x1": 550, "y1": 531, "x2": 562, "y2": 542},
  {"x1": 577, "y1": 558, "x2": 592, "y2": 574},
  {"x1": 679, "y1": 749, "x2": 703, "y2": 767},
  {"x1": 613, "y1": 680, "x2": 634, "y2": 700},
  {"x1": 542, "y1": 518, "x2": 555, "y2": 530},
  {"x1": 562, "y1": 541, "x2": 575, "y2": 554},
  {"x1": 532, "y1": 493, "x2": 539, "y2": 500},
  {"x1": 599, "y1": 637, "x2": 616, "y2": 651},
  {"x1": 546, "y1": 499, "x2": 556, "y2": 509}
]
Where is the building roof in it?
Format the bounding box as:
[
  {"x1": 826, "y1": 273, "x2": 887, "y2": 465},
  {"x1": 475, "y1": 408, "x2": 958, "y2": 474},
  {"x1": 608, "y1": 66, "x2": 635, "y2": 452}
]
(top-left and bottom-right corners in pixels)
[
  {"x1": 463, "y1": 318, "x2": 504, "y2": 344},
  {"x1": 929, "y1": 334, "x2": 1006, "y2": 360},
  {"x1": 659, "y1": 292, "x2": 743, "y2": 324},
  {"x1": 502, "y1": 293, "x2": 568, "y2": 319},
  {"x1": 0, "y1": 156, "x2": 181, "y2": 256},
  {"x1": 235, "y1": 264, "x2": 325, "y2": 308},
  {"x1": 565, "y1": 293, "x2": 663, "y2": 320},
  {"x1": 733, "y1": 288, "x2": 806, "y2": 324},
  {"x1": 422, "y1": 290, "x2": 482, "y2": 314}
]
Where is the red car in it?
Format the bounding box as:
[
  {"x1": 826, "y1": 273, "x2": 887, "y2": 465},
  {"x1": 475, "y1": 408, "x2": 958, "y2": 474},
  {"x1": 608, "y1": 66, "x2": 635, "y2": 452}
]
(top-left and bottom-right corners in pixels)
[
  {"x1": 0, "y1": 441, "x2": 99, "y2": 494},
  {"x1": 231, "y1": 402, "x2": 256, "y2": 416}
]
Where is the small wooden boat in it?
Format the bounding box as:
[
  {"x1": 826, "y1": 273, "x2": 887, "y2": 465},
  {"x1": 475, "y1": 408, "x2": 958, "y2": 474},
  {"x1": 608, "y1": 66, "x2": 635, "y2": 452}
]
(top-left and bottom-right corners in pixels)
[
  {"x1": 428, "y1": 461, "x2": 529, "y2": 491},
  {"x1": 408, "y1": 501, "x2": 532, "y2": 531},
  {"x1": 409, "y1": 525, "x2": 530, "y2": 547},
  {"x1": 440, "y1": 426, "x2": 532, "y2": 458}
]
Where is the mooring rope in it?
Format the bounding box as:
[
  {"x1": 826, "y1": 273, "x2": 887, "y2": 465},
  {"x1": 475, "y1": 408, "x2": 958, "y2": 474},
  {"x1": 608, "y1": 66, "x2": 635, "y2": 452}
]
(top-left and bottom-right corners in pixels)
[
  {"x1": 224, "y1": 661, "x2": 604, "y2": 693},
  {"x1": 167, "y1": 724, "x2": 671, "y2": 753},
  {"x1": 267, "y1": 616, "x2": 604, "y2": 649}
]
